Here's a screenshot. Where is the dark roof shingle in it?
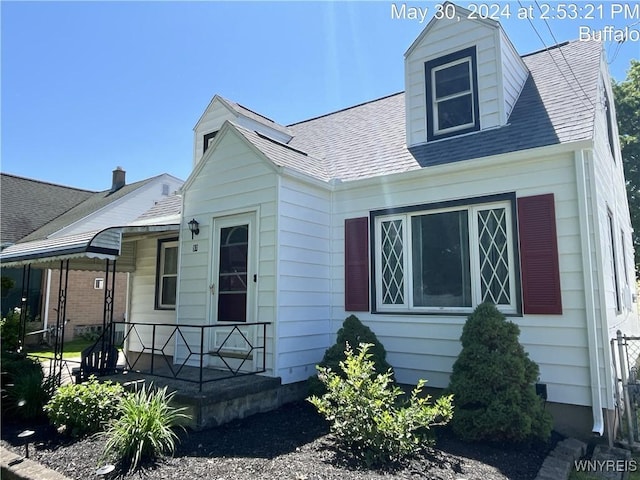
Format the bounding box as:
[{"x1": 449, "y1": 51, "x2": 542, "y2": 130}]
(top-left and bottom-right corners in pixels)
[{"x1": 0, "y1": 174, "x2": 94, "y2": 245}]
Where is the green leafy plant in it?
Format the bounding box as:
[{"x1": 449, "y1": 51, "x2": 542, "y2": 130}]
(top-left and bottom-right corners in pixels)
[
  {"x1": 100, "y1": 384, "x2": 190, "y2": 473},
  {"x1": 446, "y1": 303, "x2": 553, "y2": 443},
  {"x1": 309, "y1": 343, "x2": 453, "y2": 467},
  {"x1": 308, "y1": 314, "x2": 393, "y2": 395},
  {"x1": 44, "y1": 376, "x2": 124, "y2": 437}
]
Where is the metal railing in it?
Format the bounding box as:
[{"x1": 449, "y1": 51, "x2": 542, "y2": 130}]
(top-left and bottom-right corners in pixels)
[{"x1": 97, "y1": 321, "x2": 270, "y2": 392}]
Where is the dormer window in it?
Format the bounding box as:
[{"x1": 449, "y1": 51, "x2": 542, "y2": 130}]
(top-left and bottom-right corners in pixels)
[
  {"x1": 425, "y1": 47, "x2": 480, "y2": 141},
  {"x1": 203, "y1": 130, "x2": 218, "y2": 154}
]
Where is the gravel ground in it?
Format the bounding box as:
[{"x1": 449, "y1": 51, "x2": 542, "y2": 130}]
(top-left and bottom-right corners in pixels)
[{"x1": 1, "y1": 401, "x2": 560, "y2": 480}]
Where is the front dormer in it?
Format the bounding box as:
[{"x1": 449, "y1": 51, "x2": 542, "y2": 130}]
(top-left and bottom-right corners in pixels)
[
  {"x1": 405, "y1": 2, "x2": 528, "y2": 147},
  {"x1": 192, "y1": 95, "x2": 292, "y2": 167}
]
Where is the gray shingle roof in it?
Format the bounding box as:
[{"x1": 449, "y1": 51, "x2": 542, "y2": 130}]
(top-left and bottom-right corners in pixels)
[
  {"x1": 1, "y1": 173, "x2": 94, "y2": 245},
  {"x1": 238, "y1": 40, "x2": 602, "y2": 182},
  {"x1": 133, "y1": 194, "x2": 182, "y2": 222},
  {"x1": 233, "y1": 124, "x2": 332, "y2": 181}
]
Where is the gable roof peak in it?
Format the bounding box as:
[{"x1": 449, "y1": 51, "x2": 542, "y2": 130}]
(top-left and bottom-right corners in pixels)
[
  {"x1": 194, "y1": 93, "x2": 292, "y2": 137},
  {"x1": 404, "y1": 1, "x2": 499, "y2": 58}
]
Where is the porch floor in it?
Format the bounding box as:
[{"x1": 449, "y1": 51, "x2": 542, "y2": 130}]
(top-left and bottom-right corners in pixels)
[
  {"x1": 101, "y1": 364, "x2": 281, "y2": 398},
  {"x1": 98, "y1": 364, "x2": 301, "y2": 430}
]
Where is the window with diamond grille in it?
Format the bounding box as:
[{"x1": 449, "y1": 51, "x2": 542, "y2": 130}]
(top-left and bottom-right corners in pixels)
[
  {"x1": 380, "y1": 219, "x2": 405, "y2": 305},
  {"x1": 373, "y1": 197, "x2": 518, "y2": 313},
  {"x1": 477, "y1": 207, "x2": 511, "y2": 305}
]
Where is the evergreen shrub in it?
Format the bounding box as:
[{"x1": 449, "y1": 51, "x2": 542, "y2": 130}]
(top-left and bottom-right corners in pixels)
[
  {"x1": 447, "y1": 303, "x2": 553, "y2": 442},
  {"x1": 308, "y1": 314, "x2": 392, "y2": 395}
]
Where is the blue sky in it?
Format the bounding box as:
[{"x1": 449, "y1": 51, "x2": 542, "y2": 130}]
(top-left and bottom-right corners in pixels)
[{"x1": 2, "y1": 1, "x2": 638, "y2": 191}]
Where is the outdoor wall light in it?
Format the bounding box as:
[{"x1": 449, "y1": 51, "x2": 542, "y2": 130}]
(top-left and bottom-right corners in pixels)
[{"x1": 188, "y1": 218, "x2": 200, "y2": 239}]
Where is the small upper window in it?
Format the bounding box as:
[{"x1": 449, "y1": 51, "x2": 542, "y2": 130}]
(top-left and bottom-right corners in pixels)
[
  {"x1": 203, "y1": 131, "x2": 218, "y2": 154},
  {"x1": 425, "y1": 47, "x2": 480, "y2": 141}
]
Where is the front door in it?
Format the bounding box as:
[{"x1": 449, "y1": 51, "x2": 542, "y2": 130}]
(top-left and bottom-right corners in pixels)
[{"x1": 209, "y1": 212, "x2": 256, "y2": 369}]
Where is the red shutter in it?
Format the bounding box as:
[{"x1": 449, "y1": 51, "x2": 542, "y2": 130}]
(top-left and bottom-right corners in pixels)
[
  {"x1": 345, "y1": 217, "x2": 369, "y2": 312},
  {"x1": 517, "y1": 194, "x2": 562, "y2": 314}
]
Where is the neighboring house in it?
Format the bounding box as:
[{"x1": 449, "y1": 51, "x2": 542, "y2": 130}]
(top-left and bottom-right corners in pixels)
[
  {"x1": 168, "y1": 4, "x2": 635, "y2": 438},
  {"x1": 1, "y1": 168, "x2": 183, "y2": 341},
  {"x1": 0, "y1": 173, "x2": 94, "y2": 319}
]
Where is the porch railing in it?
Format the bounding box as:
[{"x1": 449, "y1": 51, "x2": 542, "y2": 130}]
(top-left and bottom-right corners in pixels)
[{"x1": 93, "y1": 321, "x2": 270, "y2": 392}]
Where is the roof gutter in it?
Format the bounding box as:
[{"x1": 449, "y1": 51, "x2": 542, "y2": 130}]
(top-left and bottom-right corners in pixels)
[{"x1": 575, "y1": 148, "x2": 605, "y2": 436}]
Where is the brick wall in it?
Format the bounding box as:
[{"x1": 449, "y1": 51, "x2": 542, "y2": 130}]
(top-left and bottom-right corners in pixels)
[{"x1": 43, "y1": 269, "x2": 128, "y2": 341}]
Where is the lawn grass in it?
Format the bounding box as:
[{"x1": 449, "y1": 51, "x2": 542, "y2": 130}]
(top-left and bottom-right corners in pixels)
[{"x1": 25, "y1": 338, "x2": 95, "y2": 359}]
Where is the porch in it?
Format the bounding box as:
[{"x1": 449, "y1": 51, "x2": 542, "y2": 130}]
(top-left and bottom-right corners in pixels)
[{"x1": 69, "y1": 320, "x2": 307, "y2": 430}]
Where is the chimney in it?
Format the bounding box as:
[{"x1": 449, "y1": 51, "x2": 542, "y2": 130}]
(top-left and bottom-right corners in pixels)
[{"x1": 111, "y1": 167, "x2": 126, "y2": 192}]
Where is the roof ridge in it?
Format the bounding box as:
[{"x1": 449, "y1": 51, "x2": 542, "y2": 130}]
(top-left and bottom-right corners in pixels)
[
  {"x1": 1, "y1": 172, "x2": 96, "y2": 193},
  {"x1": 287, "y1": 91, "x2": 404, "y2": 127}
]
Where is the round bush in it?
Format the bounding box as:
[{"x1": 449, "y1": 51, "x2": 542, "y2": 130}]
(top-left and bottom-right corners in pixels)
[{"x1": 44, "y1": 376, "x2": 124, "y2": 437}]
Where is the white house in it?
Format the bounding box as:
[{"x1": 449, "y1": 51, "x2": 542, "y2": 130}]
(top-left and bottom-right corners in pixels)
[
  {"x1": 5, "y1": 3, "x2": 634, "y2": 438},
  {"x1": 167, "y1": 3, "x2": 637, "y2": 437}
]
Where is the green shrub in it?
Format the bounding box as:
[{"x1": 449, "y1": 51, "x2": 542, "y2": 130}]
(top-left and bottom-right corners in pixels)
[
  {"x1": 0, "y1": 308, "x2": 21, "y2": 352},
  {"x1": 1, "y1": 352, "x2": 49, "y2": 420},
  {"x1": 2, "y1": 351, "x2": 43, "y2": 382},
  {"x1": 44, "y1": 376, "x2": 124, "y2": 437},
  {"x1": 309, "y1": 315, "x2": 393, "y2": 395},
  {"x1": 446, "y1": 303, "x2": 553, "y2": 443},
  {"x1": 100, "y1": 384, "x2": 189, "y2": 473},
  {"x1": 5, "y1": 371, "x2": 52, "y2": 420},
  {"x1": 309, "y1": 343, "x2": 453, "y2": 467}
]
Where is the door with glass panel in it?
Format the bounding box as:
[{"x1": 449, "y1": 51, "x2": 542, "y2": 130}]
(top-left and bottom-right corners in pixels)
[{"x1": 209, "y1": 213, "x2": 256, "y2": 370}]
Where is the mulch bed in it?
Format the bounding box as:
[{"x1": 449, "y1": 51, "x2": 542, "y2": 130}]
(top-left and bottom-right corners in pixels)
[{"x1": 1, "y1": 401, "x2": 561, "y2": 480}]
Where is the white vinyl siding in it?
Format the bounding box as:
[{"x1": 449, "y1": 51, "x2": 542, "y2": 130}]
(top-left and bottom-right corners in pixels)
[
  {"x1": 276, "y1": 177, "x2": 332, "y2": 383},
  {"x1": 332, "y1": 150, "x2": 592, "y2": 407},
  {"x1": 499, "y1": 29, "x2": 529, "y2": 120}
]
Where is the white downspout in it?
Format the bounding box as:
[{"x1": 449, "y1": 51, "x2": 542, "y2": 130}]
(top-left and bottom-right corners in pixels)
[{"x1": 576, "y1": 150, "x2": 605, "y2": 435}]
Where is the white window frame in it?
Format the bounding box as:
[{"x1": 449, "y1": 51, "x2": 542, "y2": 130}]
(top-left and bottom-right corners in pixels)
[
  {"x1": 374, "y1": 200, "x2": 517, "y2": 314},
  {"x1": 431, "y1": 56, "x2": 475, "y2": 136},
  {"x1": 157, "y1": 239, "x2": 178, "y2": 310}
]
